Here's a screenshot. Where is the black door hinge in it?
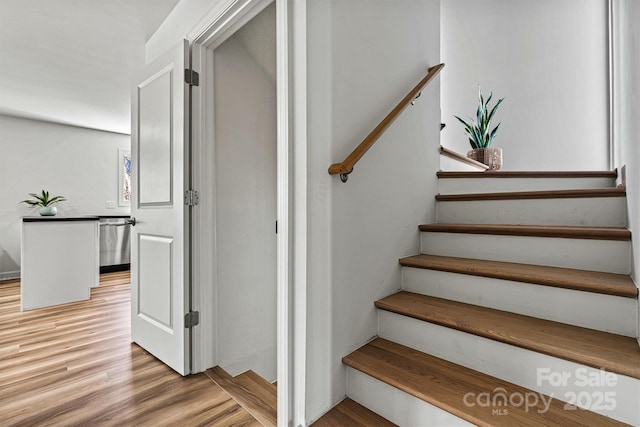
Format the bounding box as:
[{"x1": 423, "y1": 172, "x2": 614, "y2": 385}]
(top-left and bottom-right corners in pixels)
[
  {"x1": 185, "y1": 69, "x2": 199, "y2": 86},
  {"x1": 185, "y1": 311, "x2": 200, "y2": 328}
]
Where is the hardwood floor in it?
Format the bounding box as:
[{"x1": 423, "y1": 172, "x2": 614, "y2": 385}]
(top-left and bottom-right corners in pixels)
[
  {"x1": 205, "y1": 366, "x2": 277, "y2": 427},
  {"x1": 311, "y1": 398, "x2": 397, "y2": 426},
  {"x1": 0, "y1": 272, "x2": 259, "y2": 426}
]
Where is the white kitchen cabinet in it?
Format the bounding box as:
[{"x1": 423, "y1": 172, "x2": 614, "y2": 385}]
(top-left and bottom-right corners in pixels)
[{"x1": 21, "y1": 217, "x2": 100, "y2": 311}]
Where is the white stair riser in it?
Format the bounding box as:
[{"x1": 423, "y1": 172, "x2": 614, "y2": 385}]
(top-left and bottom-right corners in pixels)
[
  {"x1": 436, "y1": 198, "x2": 627, "y2": 227},
  {"x1": 346, "y1": 367, "x2": 473, "y2": 427},
  {"x1": 402, "y1": 268, "x2": 636, "y2": 337},
  {"x1": 420, "y1": 232, "x2": 630, "y2": 274},
  {"x1": 438, "y1": 177, "x2": 616, "y2": 194},
  {"x1": 378, "y1": 311, "x2": 640, "y2": 426}
]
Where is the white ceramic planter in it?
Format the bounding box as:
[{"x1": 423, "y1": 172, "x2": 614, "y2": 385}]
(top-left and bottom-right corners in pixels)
[{"x1": 39, "y1": 206, "x2": 57, "y2": 216}]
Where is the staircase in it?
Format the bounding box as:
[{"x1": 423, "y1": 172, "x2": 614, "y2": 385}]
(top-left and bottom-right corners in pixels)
[{"x1": 341, "y1": 170, "x2": 640, "y2": 426}]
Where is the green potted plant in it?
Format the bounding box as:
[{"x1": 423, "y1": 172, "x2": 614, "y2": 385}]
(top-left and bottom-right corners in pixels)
[
  {"x1": 21, "y1": 190, "x2": 66, "y2": 216},
  {"x1": 455, "y1": 87, "x2": 504, "y2": 170}
]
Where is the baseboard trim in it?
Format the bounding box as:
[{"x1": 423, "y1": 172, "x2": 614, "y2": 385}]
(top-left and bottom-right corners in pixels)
[
  {"x1": 99, "y1": 264, "x2": 130, "y2": 274},
  {"x1": 0, "y1": 270, "x2": 20, "y2": 281}
]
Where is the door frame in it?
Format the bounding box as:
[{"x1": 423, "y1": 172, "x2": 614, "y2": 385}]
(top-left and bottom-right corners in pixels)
[{"x1": 188, "y1": 1, "x2": 307, "y2": 426}]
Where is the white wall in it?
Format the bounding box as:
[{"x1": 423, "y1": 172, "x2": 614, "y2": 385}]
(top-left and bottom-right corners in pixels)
[
  {"x1": 612, "y1": 0, "x2": 640, "y2": 341},
  {"x1": 150, "y1": 0, "x2": 442, "y2": 421},
  {"x1": 213, "y1": 4, "x2": 277, "y2": 382},
  {"x1": 0, "y1": 115, "x2": 130, "y2": 279},
  {"x1": 305, "y1": 0, "x2": 441, "y2": 423},
  {"x1": 441, "y1": 0, "x2": 609, "y2": 171}
]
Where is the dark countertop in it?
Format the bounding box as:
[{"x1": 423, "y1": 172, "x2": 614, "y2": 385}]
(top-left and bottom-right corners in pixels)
[{"x1": 23, "y1": 216, "x2": 100, "y2": 222}]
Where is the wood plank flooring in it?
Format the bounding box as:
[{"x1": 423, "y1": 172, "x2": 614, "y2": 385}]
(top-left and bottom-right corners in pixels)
[
  {"x1": 311, "y1": 398, "x2": 397, "y2": 426},
  {"x1": 0, "y1": 272, "x2": 259, "y2": 426},
  {"x1": 235, "y1": 370, "x2": 278, "y2": 416},
  {"x1": 205, "y1": 366, "x2": 277, "y2": 427}
]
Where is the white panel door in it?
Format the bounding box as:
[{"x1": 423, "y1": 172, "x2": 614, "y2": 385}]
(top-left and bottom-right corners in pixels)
[{"x1": 130, "y1": 40, "x2": 191, "y2": 375}]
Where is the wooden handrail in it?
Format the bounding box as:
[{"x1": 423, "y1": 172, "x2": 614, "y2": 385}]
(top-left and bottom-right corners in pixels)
[
  {"x1": 328, "y1": 63, "x2": 445, "y2": 182},
  {"x1": 439, "y1": 145, "x2": 489, "y2": 171}
]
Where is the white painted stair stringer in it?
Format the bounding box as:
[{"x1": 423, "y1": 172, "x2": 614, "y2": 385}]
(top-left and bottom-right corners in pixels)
[
  {"x1": 436, "y1": 197, "x2": 627, "y2": 227},
  {"x1": 346, "y1": 367, "x2": 474, "y2": 427},
  {"x1": 438, "y1": 176, "x2": 616, "y2": 194},
  {"x1": 420, "y1": 232, "x2": 631, "y2": 274},
  {"x1": 402, "y1": 267, "x2": 636, "y2": 337},
  {"x1": 378, "y1": 311, "x2": 640, "y2": 426}
]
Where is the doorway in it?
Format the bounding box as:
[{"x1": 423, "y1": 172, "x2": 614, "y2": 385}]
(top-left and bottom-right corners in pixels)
[
  {"x1": 212, "y1": 3, "x2": 277, "y2": 382},
  {"x1": 189, "y1": 0, "x2": 298, "y2": 423},
  {"x1": 130, "y1": 0, "x2": 292, "y2": 420}
]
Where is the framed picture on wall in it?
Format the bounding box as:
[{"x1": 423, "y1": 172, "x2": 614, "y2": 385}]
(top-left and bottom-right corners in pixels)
[{"x1": 118, "y1": 149, "x2": 131, "y2": 207}]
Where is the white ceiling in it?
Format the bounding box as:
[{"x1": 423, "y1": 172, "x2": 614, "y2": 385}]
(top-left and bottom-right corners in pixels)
[{"x1": 0, "y1": 0, "x2": 180, "y2": 134}]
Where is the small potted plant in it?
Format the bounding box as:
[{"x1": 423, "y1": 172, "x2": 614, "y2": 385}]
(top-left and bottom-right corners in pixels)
[
  {"x1": 455, "y1": 87, "x2": 504, "y2": 170},
  {"x1": 21, "y1": 190, "x2": 66, "y2": 216}
]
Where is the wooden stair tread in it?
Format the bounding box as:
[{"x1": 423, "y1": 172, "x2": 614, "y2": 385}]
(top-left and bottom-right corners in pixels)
[
  {"x1": 436, "y1": 187, "x2": 625, "y2": 201},
  {"x1": 235, "y1": 370, "x2": 277, "y2": 414},
  {"x1": 343, "y1": 338, "x2": 629, "y2": 427},
  {"x1": 205, "y1": 367, "x2": 277, "y2": 427},
  {"x1": 311, "y1": 398, "x2": 397, "y2": 426},
  {"x1": 419, "y1": 223, "x2": 631, "y2": 241},
  {"x1": 375, "y1": 292, "x2": 640, "y2": 379},
  {"x1": 437, "y1": 170, "x2": 618, "y2": 179},
  {"x1": 399, "y1": 254, "x2": 638, "y2": 298}
]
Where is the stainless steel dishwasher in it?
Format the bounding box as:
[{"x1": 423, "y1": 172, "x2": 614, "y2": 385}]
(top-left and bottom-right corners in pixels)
[{"x1": 98, "y1": 216, "x2": 131, "y2": 273}]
